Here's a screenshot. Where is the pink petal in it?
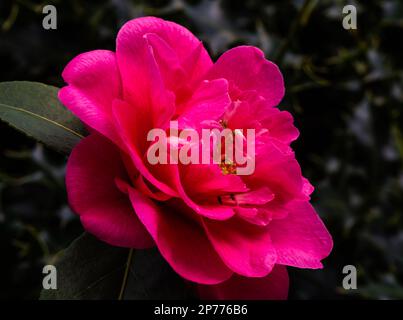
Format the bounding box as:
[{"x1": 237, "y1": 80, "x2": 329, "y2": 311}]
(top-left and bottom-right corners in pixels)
[
  {"x1": 118, "y1": 29, "x2": 176, "y2": 129},
  {"x1": 197, "y1": 265, "x2": 289, "y2": 300},
  {"x1": 143, "y1": 32, "x2": 186, "y2": 94},
  {"x1": 180, "y1": 164, "x2": 248, "y2": 199},
  {"x1": 128, "y1": 188, "x2": 233, "y2": 284},
  {"x1": 59, "y1": 50, "x2": 122, "y2": 144},
  {"x1": 246, "y1": 143, "x2": 303, "y2": 202},
  {"x1": 132, "y1": 175, "x2": 172, "y2": 201},
  {"x1": 116, "y1": 16, "x2": 212, "y2": 119},
  {"x1": 203, "y1": 217, "x2": 277, "y2": 277},
  {"x1": 115, "y1": 99, "x2": 236, "y2": 221},
  {"x1": 301, "y1": 177, "x2": 315, "y2": 200},
  {"x1": 236, "y1": 203, "x2": 289, "y2": 226},
  {"x1": 269, "y1": 201, "x2": 333, "y2": 268},
  {"x1": 150, "y1": 161, "x2": 236, "y2": 221},
  {"x1": 112, "y1": 99, "x2": 178, "y2": 197},
  {"x1": 225, "y1": 99, "x2": 260, "y2": 130},
  {"x1": 260, "y1": 108, "x2": 300, "y2": 144},
  {"x1": 174, "y1": 175, "x2": 236, "y2": 221},
  {"x1": 207, "y1": 46, "x2": 284, "y2": 107},
  {"x1": 232, "y1": 187, "x2": 274, "y2": 206},
  {"x1": 143, "y1": 138, "x2": 237, "y2": 221},
  {"x1": 228, "y1": 92, "x2": 299, "y2": 147},
  {"x1": 66, "y1": 134, "x2": 153, "y2": 248},
  {"x1": 176, "y1": 79, "x2": 230, "y2": 129}
]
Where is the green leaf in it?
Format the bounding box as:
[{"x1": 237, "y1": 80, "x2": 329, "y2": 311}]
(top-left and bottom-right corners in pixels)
[
  {"x1": 40, "y1": 233, "x2": 192, "y2": 300},
  {"x1": 122, "y1": 246, "x2": 192, "y2": 300},
  {"x1": 40, "y1": 233, "x2": 127, "y2": 300},
  {"x1": 0, "y1": 81, "x2": 86, "y2": 154}
]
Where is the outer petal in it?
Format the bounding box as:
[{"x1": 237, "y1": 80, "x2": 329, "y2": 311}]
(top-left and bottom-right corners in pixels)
[
  {"x1": 197, "y1": 265, "x2": 289, "y2": 300},
  {"x1": 207, "y1": 46, "x2": 285, "y2": 107},
  {"x1": 245, "y1": 143, "x2": 303, "y2": 205},
  {"x1": 66, "y1": 134, "x2": 153, "y2": 248},
  {"x1": 143, "y1": 32, "x2": 187, "y2": 94},
  {"x1": 114, "y1": 97, "x2": 235, "y2": 221},
  {"x1": 112, "y1": 99, "x2": 178, "y2": 197},
  {"x1": 269, "y1": 201, "x2": 333, "y2": 268},
  {"x1": 116, "y1": 16, "x2": 212, "y2": 111},
  {"x1": 181, "y1": 164, "x2": 248, "y2": 199},
  {"x1": 59, "y1": 50, "x2": 122, "y2": 144},
  {"x1": 128, "y1": 188, "x2": 233, "y2": 284},
  {"x1": 203, "y1": 217, "x2": 277, "y2": 277},
  {"x1": 260, "y1": 109, "x2": 300, "y2": 144}
]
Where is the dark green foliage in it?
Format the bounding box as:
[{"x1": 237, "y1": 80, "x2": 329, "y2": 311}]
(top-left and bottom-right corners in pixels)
[
  {"x1": 40, "y1": 233, "x2": 190, "y2": 300},
  {"x1": 40, "y1": 233, "x2": 128, "y2": 300}
]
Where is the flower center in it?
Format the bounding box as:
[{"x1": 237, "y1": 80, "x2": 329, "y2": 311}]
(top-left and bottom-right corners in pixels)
[{"x1": 219, "y1": 161, "x2": 237, "y2": 175}]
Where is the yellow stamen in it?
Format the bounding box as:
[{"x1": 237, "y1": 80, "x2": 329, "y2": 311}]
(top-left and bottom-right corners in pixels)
[{"x1": 219, "y1": 161, "x2": 237, "y2": 175}]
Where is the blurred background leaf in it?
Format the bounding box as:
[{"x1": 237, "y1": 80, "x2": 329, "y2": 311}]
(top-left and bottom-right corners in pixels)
[{"x1": 39, "y1": 233, "x2": 191, "y2": 300}]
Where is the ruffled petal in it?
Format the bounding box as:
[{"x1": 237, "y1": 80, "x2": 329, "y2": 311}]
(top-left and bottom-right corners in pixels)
[
  {"x1": 207, "y1": 46, "x2": 284, "y2": 107},
  {"x1": 180, "y1": 164, "x2": 248, "y2": 199},
  {"x1": 176, "y1": 79, "x2": 230, "y2": 129},
  {"x1": 260, "y1": 108, "x2": 300, "y2": 144},
  {"x1": 59, "y1": 50, "x2": 122, "y2": 144},
  {"x1": 112, "y1": 99, "x2": 178, "y2": 197},
  {"x1": 245, "y1": 143, "x2": 303, "y2": 202},
  {"x1": 116, "y1": 16, "x2": 212, "y2": 124},
  {"x1": 269, "y1": 201, "x2": 333, "y2": 268},
  {"x1": 128, "y1": 188, "x2": 233, "y2": 284},
  {"x1": 203, "y1": 217, "x2": 277, "y2": 277}
]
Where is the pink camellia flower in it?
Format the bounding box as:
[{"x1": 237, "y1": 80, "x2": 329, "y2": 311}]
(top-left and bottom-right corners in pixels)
[{"x1": 60, "y1": 16, "x2": 333, "y2": 299}]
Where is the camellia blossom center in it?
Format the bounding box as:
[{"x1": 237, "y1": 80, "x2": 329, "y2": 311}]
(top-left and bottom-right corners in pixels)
[{"x1": 146, "y1": 121, "x2": 256, "y2": 175}]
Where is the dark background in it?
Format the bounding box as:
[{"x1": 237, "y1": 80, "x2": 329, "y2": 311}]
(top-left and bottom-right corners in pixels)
[{"x1": 1, "y1": 0, "x2": 402, "y2": 299}]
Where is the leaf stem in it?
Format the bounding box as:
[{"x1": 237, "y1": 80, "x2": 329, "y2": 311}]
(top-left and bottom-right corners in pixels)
[{"x1": 118, "y1": 248, "x2": 134, "y2": 300}]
